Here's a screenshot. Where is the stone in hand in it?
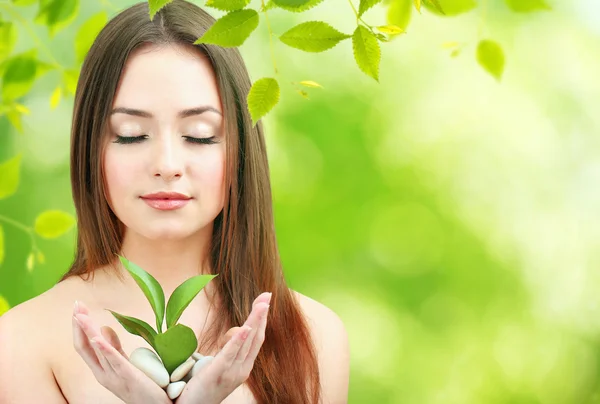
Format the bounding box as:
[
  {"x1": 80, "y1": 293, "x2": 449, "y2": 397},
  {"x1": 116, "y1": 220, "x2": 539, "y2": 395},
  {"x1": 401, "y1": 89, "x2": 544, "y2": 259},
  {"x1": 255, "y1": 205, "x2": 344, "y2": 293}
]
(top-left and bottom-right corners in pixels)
[
  {"x1": 166, "y1": 381, "x2": 186, "y2": 399},
  {"x1": 129, "y1": 347, "x2": 170, "y2": 388}
]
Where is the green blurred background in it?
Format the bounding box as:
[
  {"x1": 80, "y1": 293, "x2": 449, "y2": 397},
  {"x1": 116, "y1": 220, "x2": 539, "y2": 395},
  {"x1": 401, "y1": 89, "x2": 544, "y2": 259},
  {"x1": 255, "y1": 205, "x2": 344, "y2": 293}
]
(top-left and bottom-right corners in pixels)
[{"x1": 1, "y1": 0, "x2": 599, "y2": 402}]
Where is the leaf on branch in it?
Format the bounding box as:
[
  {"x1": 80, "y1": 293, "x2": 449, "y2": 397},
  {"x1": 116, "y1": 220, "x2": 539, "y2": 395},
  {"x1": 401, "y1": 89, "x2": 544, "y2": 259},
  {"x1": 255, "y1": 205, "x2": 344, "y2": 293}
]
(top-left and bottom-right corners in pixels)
[
  {"x1": 166, "y1": 274, "x2": 218, "y2": 329},
  {"x1": 248, "y1": 77, "x2": 280, "y2": 126},
  {"x1": 376, "y1": 24, "x2": 404, "y2": 34},
  {"x1": 0, "y1": 21, "x2": 17, "y2": 61},
  {"x1": 154, "y1": 324, "x2": 198, "y2": 374},
  {"x1": 422, "y1": 0, "x2": 445, "y2": 14},
  {"x1": 148, "y1": 0, "x2": 173, "y2": 21},
  {"x1": 414, "y1": 0, "x2": 421, "y2": 13},
  {"x1": 75, "y1": 11, "x2": 108, "y2": 64},
  {"x1": 205, "y1": 0, "x2": 251, "y2": 11},
  {"x1": 476, "y1": 39, "x2": 505, "y2": 81},
  {"x1": 505, "y1": 0, "x2": 551, "y2": 13},
  {"x1": 352, "y1": 25, "x2": 381, "y2": 82},
  {"x1": 108, "y1": 310, "x2": 158, "y2": 349},
  {"x1": 387, "y1": 0, "x2": 412, "y2": 34},
  {"x1": 0, "y1": 294, "x2": 8, "y2": 317},
  {"x1": 194, "y1": 9, "x2": 259, "y2": 48},
  {"x1": 35, "y1": 0, "x2": 80, "y2": 37},
  {"x1": 299, "y1": 80, "x2": 323, "y2": 88},
  {"x1": 50, "y1": 86, "x2": 62, "y2": 110},
  {"x1": 2, "y1": 51, "x2": 38, "y2": 101},
  {"x1": 279, "y1": 21, "x2": 351, "y2": 53},
  {"x1": 26, "y1": 252, "x2": 35, "y2": 272},
  {"x1": 12, "y1": 0, "x2": 37, "y2": 5},
  {"x1": 359, "y1": 0, "x2": 384, "y2": 17},
  {"x1": 34, "y1": 210, "x2": 76, "y2": 239},
  {"x1": 0, "y1": 154, "x2": 21, "y2": 200},
  {"x1": 272, "y1": 0, "x2": 324, "y2": 12}
]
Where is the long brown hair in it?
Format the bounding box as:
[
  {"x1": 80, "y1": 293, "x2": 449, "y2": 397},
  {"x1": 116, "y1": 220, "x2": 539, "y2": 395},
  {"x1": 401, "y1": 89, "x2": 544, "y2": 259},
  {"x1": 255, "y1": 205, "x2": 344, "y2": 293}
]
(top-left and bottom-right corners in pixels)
[{"x1": 58, "y1": 1, "x2": 321, "y2": 402}]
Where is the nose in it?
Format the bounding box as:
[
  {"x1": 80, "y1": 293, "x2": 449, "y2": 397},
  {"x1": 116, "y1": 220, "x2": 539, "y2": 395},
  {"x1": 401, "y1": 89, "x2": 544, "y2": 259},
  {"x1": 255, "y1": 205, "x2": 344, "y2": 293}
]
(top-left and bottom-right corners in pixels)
[{"x1": 152, "y1": 133, "x2": 183, "y2": 181}]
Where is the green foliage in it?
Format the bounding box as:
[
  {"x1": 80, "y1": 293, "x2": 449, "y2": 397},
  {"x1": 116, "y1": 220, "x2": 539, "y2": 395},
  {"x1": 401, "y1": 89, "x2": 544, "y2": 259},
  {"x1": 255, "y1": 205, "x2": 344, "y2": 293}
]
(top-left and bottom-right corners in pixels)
[
  {"x1": 166, "y1": 273, "x2": 218, "y2": 328},
  {"x1": 34, "y1": 210, "x2": 76, "y2": 239},
  {"x1": 2, "y1": 51, "x2": 40, "y2": 101},
  {"x1": 75, "y1": 11, "x2": 107, "y2": 63},
  {"x1": 34, "y1": 0, "x2": 79, "y2": 37},
  {"x1": 477, "y1": 39, "x2": 505, "y2": 81},
  {"x1": 154, "y1": 324, "x2": 198, "y2": 374},
  {"x1": 359, "y1": 0, "x2": 383, "y2": 17},
  {"x1": 279, "y1": 21, "x2": 351, "y2": 53},
  {"x1": 0, "y1": 154, "x2": 21, "y2": 200},
  {"x1": 0, "y1": 226, "x2": 4, "y2": 267},
  {"x1": 270, "y1": 0, "x2": 324, "y2": 12},
  {"x1": 248, "y1": 77, "x2": 280, "y2": 126},
  {"x1": 505, "y1": 0, "x2": 551, "y2": 13},
  {"x1": 108, "y1": 310, "x2": 158, "y2": 348},
  {"x1": 387, "y1": 0, "x2": 412, "y2": 32},
  {"x1": 148, "y1": 0, "x2": 173, "y2": 20},
  {"x1": 194, "y1": 9, "x2": 259, "y2": 47},
  {"x1": 423, "y1": 0, "x2": 474, "y2": 16},
  {"x1": 352, "y1": 25, "x2": 381, "y2": 82},
  {"x1": 0, "y1": 19, "x2": 17, "y2": 61},
  {"x1": 205, "y1": 0, "x2": 251, "y2": 12}
]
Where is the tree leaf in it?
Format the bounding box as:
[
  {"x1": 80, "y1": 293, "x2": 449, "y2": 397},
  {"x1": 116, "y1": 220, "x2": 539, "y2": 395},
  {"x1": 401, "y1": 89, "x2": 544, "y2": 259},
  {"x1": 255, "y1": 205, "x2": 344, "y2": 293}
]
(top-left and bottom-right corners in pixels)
[
  {"x1": 359, "y1": 0, "x2": 383, "y2": 17},
  {"x1": 154, "y1": 324, "x2": 198, "y2": 374},
  {"x1": 279, "y1": 21, "x2": 351, "y2": 53},
  {"x1": 12, "y1": 0, "x2": 38, "y2": 5},
  {"x1": 194, "y1": 9, "x2": 259, "y2": 48},
  {"x1": 505, "y1": 0, "x2": 551, "y2": 12},
  {"x1": 0, "y1": 154, "x2": 21, "y2": 200},
  {"x1": 476, "y1": 39, "x2": 505, "y2": 81},
  {"x1": 108, "y1": 310, "x2": 158, "y2": 349},
  {"x1": 299, "y1": 80, "x2": 323, "y2": 88},
  {"x1": 0, "y1": 21, "x2": 17, "y2": 61},
  {"x1": 166, "y1": 274, "x2": 218, "y2": 329},
  {"x1": 50, "y1": 86, "x2": 62, "y2": 109},
  {"x1": 352, "y1": 25, "x2": 381, "y2": 82},
  {"x1": 205, "y1": 0, "x2": 251, "y2": 12},
  {"x1": 414, "y1": 0, "x2": 421, "y2": 12},
  {"x1": 118, "y1": 255, "x2": 166, "y2": 333},
  {"x1": 387, "y1": 0, "x2": 412, "y2": 34},
  {"x1": 148, "y1": 0, "x2": 173, "y2": 21},
  {"x1": 0, "y1": 294, "x2": 9, "y2": 317},
  {"x1": 271, "y1": 0, "x2": 324, "y2": 12},
  {"x1": 2, "y1": 52, "x2": 38, "y2": 101},
  {"x1": 247, "y1": 77, "x2": 280, "y2": 126},
  {"x1": 63, "y1": 69, "x2": 79, "y2": 95},
  {"x1": 0, "y1": 225, "x2": 4, "y2": 267},
  {"x1": 423, "y1": 0, "x2": 474, "y2": 16},
  {"x1": 34, "y1": 210, "x2": 76, "y2": 238},
  {"x1": 35, "y1": 0, "x2": 79, "y2": 37},
  {"x1": 376, "y1": 24, "x2": 404, "y2": 34},
  {"x1": 26, "y1": 251, "x2": 35, "y2": 272},
  {"x1": 75, "y1": 11, "x2": 107, "y2": 64}
]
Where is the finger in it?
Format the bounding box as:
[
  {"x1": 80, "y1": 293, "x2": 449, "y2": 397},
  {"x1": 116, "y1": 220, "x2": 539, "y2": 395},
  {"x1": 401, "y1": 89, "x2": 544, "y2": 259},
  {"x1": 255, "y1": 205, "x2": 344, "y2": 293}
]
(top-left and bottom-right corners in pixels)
[
  {"x1": 243, "y1": 303, "x2": 270, "y2": 364},
  {"x1": 72, "y1": 315, "x2": 101, "y2": 370},
  {"x1": 101, "y1": 326, "x2": 128, "y2": 359},
  {"x1": 90, "y1": 337, "x2": 115, "y2": 374},
  {"x1": 218, "y1": 327, "x2": 240, "y2": 350},
  {"x1": 211, "y1": 325, "x2": 252, "y2": 374},
  {"x1": 252, "y1": 292, "x2": 272, "y2": 310},
  {"x1": 73, "y1": 300, "x2": 91, "y2": 316},
  {"x1": 92, "y1": 336, "x2": 131, "y2": 376}
]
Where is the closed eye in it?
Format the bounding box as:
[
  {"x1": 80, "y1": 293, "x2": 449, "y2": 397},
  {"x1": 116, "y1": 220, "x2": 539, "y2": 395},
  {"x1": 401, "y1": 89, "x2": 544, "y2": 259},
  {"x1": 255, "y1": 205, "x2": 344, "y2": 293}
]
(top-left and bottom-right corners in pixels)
[{"x1": 113, "y1": 135, "x2": 219, "y2": 145}]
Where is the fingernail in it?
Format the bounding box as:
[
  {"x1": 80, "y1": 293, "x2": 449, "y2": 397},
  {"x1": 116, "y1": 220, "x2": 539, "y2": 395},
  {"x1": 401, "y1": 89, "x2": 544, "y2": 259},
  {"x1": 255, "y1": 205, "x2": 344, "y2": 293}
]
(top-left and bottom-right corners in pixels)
[
  {"x1": 267, "y1": 293, "x2": 272, "y2": 303},
  {"x1": 73, "y1": 315, "x2": 81, "y2": 327},
  {"x1": 74, "y1": 300, "x2": 79, "y2": 314}
]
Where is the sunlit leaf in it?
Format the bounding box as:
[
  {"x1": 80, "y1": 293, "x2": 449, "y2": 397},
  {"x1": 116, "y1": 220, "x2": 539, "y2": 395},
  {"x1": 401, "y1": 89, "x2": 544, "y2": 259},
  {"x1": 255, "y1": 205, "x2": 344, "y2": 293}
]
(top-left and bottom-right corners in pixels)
[
  {"x1": 35, "y1": 0, "x2": 80, "y2": 37},
  {"x1": 26, "y1": 252, "x2": 35, "y2": 272},
  {"x1": 359, "y1": 0, "x2": 383, "y2": 17},
  {"x1": 12, "y1": 0, "x2": 37, "y2": 5},
  {"x1": 414, "y1": 0, "x2": 421, "y2": 12},
  {"x1": 205, "y1": 0, "x2": 251, "y2": 11},
  {"x1": 505, "y1": 0, "x2": 551, "y2": 12},
  {"x1": 271, "y1": 0, "x2": 323, "y2": 11},
  {"x1": 148, "y1": 0, "x2": 173, "y2": 20},
  {"x1": 34, "y1": 210, "x2": 76, "y2": 239},
  {"x1": 299, "y1": 80, "x2": 323, "y2": 88},
  {"x1": 0, "y1": 295, "x2": 9, "y2": 317},
  {"x1": 423, "y1": 0, "x2": 445, "y2": 14},
  {"x1": 14, "y1": 103, "x2": 30, "y2": 115},
  {"x1": 387, "y1": 0, "x2": 412, "y2": 34},
  {"x1": 63, "y1": 69, "x2": 79, "y2": 95},
  {"x1": 0, "y1": 21, "x2": 17, "y2": 61},
  {"x1": 376, "y1": 24, "x2": 404, "y2": 34},
  {"x1": 194, "y1": 9, "x2": 259, "y2": 47},
  {"x1": 166, "y1": 274, "x2": 217, "y2": 328},
  {"x1": 108, "y1": 310, "x2": 158, "y2": 349},
  {"x1": 476, "y1": 39, "x2": 505, "y2": 81},
  {"x1": 352, "y1": 25, "x2": 381, "y2": 82},
  {"x1": 154, "y1": 324, "x2": 198, "y2": 374},
  {"x1": 2, "y1": 52, "x2": 38, "y2": 101},
  {"x1": 6, "y1": 110, "x2": 23, "y2": 133},
  {"x1": 118, "y1": 255, "x2": 166, "y2": 332},
  {"x1": 423, "y1": 0, "x2": 474, "y2": 16},
  {"x1": 0, "y1": 154, "x2": 21, "y2": 200},
  {"x1": 50, "y1": 86, "x2": 62, "y2": 109},
  {"x1": 75, "y1": 11, "x2": 107, "y2": 64},
  {"x1": 280, "y1": 21, "x2": 351, "y2": 53},
  {"x1": 247, "y1": 77, "x2": 280, "y2": 126}
]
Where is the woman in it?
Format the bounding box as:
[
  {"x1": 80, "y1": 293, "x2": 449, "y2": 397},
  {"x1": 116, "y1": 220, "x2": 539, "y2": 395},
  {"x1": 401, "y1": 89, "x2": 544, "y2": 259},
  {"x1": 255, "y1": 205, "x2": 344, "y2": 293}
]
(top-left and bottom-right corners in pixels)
[{"x1": 0, "y1": 1, "x2": 350, "y2": 403}]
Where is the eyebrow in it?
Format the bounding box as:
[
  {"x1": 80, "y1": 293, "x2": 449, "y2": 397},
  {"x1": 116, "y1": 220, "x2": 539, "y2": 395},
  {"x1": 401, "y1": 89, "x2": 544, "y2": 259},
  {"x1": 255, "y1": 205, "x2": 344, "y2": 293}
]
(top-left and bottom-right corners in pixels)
[{"x1": 110, "y1": 106, "x2": 222, "y2": 119}]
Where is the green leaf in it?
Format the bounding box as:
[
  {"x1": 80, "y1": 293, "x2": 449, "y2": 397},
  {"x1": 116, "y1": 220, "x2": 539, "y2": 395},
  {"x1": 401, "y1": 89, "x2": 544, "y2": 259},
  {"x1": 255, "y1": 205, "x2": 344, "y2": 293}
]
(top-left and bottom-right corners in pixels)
[
  {"x1": 505, "y1": 0, "x2": 551, "y2": 12},
  {"x1": 352, "y1": 25, "x2": 381, "y2": 82},
  {"x1": 154, "y1": 324, "x2": 198, "y2": 374},
  {"x1": 0, "y1": 225, "x2": 4, "y2": 266},
  {"x1": 148, "y1": 0, "x2": 173, "y2": 20},
  {"x1": 36, "y1": 250, "x2": 45, "y2": 264},
  {"x1": 414, "y1": 0, "x2": 421, "y2": 12},
  {"x1": 359, "y1": 0, "x2": 383, "y2": 16},
  {"x1": 34, "y1": 210, "x2": 76, "y2": 238},
  {"x1": 26, "y1": 251, "x2": 35, "y2": 272},
  {"x1": 108, "y1": 310, "x2": 158, "y2": 349},
  {"x1": 2, "y1": 52, "x2": 38, "y2": 101},
  {"x1": 476, "y1": 39, "x2": 505, "y2": 81},
  {"x1": 118, "y1": 255, "x2": 166, "y2": 333},
  {"x1": 387, "y1": 0, "x2": 412, "y2": 32},
  {"x1": 50, "y1": 86, "x2": 62, "y2": 109},
  {"x1": 166, "y1": 274, "x2": 218, "y2": 329},
  {"x1": 205, "y1": 0, "x2": 251, "y2": 12},
  {"x1": 75, "y1": 11, "x2": 107, "y2": 64},
  {"x1": 194, "y1": 9, "x2": 259, "y2": 47},
  {"x1": 0, "y1": 294, "x2": 9, "y2": 317},
  {"x1": 0, "y1": 22, "x2": 17, "y2": 61},
  {"x1": 63, "y1": 69, "x2": 79, "y2": 95},
  {"x1": 11, "y1": 0, "x2": 38, "y2": 5},
  {"x1": 423, "y1": 0, "x2": 475, "y2": 16},
  {"x1": 279, "y1": 21, "x2": 351, "y2": 53},
  {"x1": 299, "y1": 80, "x2": 323, "y2": 88},
  {"x1": 0, "y1": 154, "x2": 21, "y2": 200},
  {"x1": 247, "y1": 77, "x2": 280, "y2": 126},
  {"x1": 270, "y1": 0, "x2": 323, "y2": 11},
  {"x1": 35, "y1": 0, "x2": 79, "y2": 37}
]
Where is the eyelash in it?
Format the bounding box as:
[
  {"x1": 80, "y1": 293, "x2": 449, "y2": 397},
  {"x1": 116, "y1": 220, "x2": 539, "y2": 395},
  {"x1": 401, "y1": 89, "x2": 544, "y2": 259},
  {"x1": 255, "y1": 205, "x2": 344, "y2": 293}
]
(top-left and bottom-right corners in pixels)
[{"x1": 113, "y1": 135, "x2": 219, "y2": 145}]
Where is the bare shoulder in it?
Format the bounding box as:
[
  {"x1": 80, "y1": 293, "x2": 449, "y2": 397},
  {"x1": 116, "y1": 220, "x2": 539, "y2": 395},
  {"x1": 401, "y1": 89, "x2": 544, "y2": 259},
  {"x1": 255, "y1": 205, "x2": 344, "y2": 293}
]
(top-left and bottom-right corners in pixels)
[
  {"x1": 291, "y1": 290, "x2": 350, "y2": 404},
  {"x1": 0, "y1": 281, "x2": 74, "y2": 403}
]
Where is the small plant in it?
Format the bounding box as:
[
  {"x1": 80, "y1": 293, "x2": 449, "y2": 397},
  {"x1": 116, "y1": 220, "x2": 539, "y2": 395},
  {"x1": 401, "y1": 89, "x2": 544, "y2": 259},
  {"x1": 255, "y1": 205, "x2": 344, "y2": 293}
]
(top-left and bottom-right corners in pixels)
[{"x1": 108, "y1": 255, "x2": 217, "y2": 374}]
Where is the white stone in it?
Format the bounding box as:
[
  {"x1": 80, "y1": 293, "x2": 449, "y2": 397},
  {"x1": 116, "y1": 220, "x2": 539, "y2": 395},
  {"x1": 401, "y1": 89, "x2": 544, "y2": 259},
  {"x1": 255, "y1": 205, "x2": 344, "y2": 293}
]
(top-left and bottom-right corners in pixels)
[
  {"x1": 166, "y1": 381, "x2": 186, "y2": 399},
  {"x1": 170, "y1": 358, "x2": 195, "y2": 382},
  {"x1": 191, "y1": 355, "x2": 214, "y2": 377},
  {"x1": 129, "y1": 347, "x2": 170, "y2": 388},
  {"x1": 192, "y1": 352, "x2": 204, "y2": 361}
]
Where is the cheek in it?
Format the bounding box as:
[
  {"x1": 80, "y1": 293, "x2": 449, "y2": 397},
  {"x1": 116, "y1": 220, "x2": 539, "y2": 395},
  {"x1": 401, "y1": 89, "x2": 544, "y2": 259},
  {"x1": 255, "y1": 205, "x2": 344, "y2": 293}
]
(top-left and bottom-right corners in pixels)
[
  {"x1": 103, "y1": 149, "x2": 138, "y2": 200},
  {"x1": 192, "y1": 149, "x2": 226, "y2": 192}
]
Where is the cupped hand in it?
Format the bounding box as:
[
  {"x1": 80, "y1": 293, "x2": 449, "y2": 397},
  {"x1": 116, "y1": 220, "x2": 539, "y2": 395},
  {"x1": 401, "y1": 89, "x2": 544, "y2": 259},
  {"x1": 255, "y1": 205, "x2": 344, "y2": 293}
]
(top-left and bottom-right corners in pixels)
[
  {"x1": 175, "y1": 292, "x2": 272, "y2": 404},
  {"x1": 72, "y1": 301, "x2": 172, "y2": 404}
]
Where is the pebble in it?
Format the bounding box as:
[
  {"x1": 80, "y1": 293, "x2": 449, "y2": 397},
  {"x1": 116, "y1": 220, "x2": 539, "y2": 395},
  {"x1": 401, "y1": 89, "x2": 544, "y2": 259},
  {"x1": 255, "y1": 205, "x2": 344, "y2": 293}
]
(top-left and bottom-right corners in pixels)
[
  {"x1": 129, "y1": 347, "x2": 170, "y2": 388},
  {"x1": 170, "y1": 358, "x2": 195, "y2": 382},
  {"x1": 192, "y1": 352, "x2": 204, "y2": 361},
  {"x1": 166, "y1": 381, "x2": 186, "y2": 399},
  {"x1": 191, "y1": 355, "x2": 214, "y2": 377}
]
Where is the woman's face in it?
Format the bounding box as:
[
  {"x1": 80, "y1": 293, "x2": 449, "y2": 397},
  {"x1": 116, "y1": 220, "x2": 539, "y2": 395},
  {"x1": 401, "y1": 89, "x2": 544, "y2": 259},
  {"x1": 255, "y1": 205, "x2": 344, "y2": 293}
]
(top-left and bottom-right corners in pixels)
[{"x1": 103, "y1": 44, "x2": 226, "y2": 241}]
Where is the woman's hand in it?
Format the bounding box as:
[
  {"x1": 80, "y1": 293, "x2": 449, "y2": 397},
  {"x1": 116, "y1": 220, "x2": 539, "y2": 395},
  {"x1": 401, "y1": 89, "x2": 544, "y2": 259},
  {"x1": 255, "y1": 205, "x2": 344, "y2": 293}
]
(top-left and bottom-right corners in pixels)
[
  {"x1": 72, "y1": 301, "x2": 172, "y2": 404},
  {"x1": 175, "y1": 292, "x2": 272, "y2": 404}
]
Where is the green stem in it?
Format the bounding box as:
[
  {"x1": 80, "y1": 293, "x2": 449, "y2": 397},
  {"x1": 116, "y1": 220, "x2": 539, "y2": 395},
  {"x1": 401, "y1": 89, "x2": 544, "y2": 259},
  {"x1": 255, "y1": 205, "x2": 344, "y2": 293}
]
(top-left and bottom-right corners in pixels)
[
  {"x1": 260, "y1": 0, "x2": 278, "y2": 76},
  {"x1": 0, "y1": 214, "x2": 38, "y2": 252},
  {"x1": 347, "y1": 0, "x2": 374, "y2": 30}
]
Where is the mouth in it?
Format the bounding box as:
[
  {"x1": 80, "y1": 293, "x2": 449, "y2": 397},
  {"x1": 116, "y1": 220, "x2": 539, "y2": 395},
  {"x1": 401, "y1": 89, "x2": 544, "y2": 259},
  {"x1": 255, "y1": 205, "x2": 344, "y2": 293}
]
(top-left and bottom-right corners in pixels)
[{"x1": 141, "y1": 198, "x2": 191, "y2": 211}]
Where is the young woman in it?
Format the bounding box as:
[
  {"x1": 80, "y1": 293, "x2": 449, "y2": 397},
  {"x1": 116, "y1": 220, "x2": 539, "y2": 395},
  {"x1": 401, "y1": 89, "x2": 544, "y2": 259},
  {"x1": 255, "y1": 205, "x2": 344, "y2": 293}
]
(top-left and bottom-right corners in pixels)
[{"x1": 0, "y1": 1, "x2": 350, "y2": 403}]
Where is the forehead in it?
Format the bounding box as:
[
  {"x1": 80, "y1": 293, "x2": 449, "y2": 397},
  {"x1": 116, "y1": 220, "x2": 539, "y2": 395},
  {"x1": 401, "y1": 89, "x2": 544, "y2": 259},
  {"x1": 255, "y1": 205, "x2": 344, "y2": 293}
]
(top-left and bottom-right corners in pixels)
[{"x1": 111, "y1": 43, "x2": 222, "y2": 115}]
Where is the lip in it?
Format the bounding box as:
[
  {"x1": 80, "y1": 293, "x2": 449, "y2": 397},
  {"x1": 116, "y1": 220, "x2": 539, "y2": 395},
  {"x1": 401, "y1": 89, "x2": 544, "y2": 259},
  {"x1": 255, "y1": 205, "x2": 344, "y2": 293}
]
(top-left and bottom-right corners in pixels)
[
  {"x1": 141, "y1": 192, "x2": 192, "y2": 200},
  {"x1": 142, "y1": 198, "x2": 190, "y2": 211}
]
